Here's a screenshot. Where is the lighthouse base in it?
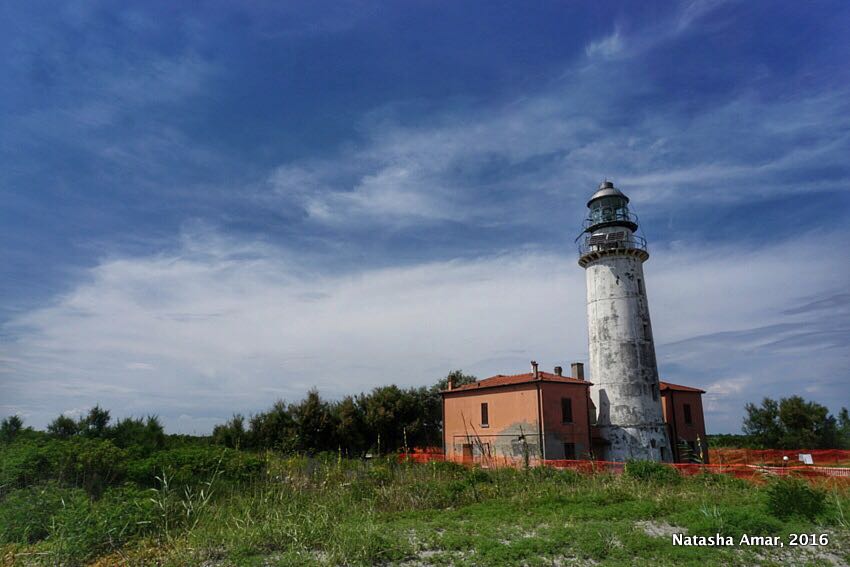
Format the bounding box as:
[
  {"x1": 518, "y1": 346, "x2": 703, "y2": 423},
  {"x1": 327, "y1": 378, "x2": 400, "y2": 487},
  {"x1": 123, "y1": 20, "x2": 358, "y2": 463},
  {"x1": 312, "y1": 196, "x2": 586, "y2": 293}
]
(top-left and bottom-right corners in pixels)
[{"x1": 594, "y1": 424, "x2": 672, "y2": 463}]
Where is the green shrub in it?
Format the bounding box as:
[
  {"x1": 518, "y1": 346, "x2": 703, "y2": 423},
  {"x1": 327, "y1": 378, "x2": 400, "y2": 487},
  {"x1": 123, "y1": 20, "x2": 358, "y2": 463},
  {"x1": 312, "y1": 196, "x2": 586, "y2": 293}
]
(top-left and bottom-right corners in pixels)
[
  {"x1": 624, "y1": 460, "x2": 681, "y2": 484},
  {"x1": 466, "y1": 466, "x2": 492, "y2": 485},
  {"x1": 368, "y1": 463, "x2": 393, "y2": 486},
  {"x1": 0, "y1": 437, "x2": 127, "y2": 496},
  {"x1": 67, "y1": 437, "x2": 128, "y2": 496},
  {"x1": 126, "y1": 446, "x2": 264, "y2": 487},
  {"x1": 765, "y1": 477, "x2": 826, "y2": 521},
  {"x1": 0, "y1": 439, "x2": 61, "y2": 494},
  {"x1": 0, "y1": 484, "x2": 87, "y2": 544}
]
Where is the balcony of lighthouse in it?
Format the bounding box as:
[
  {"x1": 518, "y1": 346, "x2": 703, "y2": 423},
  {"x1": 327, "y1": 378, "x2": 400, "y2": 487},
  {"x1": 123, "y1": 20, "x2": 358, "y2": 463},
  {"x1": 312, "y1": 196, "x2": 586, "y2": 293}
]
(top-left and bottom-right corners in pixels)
[{"x1": 577, "y1": 231, "x2": 649, "y2": 268}]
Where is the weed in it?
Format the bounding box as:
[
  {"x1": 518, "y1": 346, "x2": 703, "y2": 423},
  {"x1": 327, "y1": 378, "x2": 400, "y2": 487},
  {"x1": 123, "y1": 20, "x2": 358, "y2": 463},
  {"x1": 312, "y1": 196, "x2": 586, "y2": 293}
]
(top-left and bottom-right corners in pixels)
[
  {"x1": 765, "y1": 476, "x2": 827, "y2": 521},
  {"x1": 624, "y1": 460, "x2": 682, "y2": 484}
]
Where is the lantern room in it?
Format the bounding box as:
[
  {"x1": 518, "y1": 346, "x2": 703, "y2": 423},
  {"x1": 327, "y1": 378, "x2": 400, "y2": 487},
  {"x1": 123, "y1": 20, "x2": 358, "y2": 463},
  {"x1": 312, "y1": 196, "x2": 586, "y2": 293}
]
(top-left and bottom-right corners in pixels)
[{"x1": 585, "y1": 181, "x2": 638, "y2": 232}]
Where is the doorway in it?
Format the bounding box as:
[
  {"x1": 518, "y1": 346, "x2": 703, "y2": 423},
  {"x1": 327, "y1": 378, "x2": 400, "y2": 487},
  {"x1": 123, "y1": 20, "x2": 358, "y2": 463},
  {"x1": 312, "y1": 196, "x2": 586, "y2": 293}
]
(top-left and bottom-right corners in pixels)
[{"x1": 462, "y1": 443, "x2": 474, "y2": 464}]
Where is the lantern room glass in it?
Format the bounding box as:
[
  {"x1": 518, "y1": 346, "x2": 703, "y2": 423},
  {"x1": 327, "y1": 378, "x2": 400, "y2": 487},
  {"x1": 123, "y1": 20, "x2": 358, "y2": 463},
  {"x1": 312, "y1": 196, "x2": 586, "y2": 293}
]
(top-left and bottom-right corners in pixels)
[{"x1": 590, "y1": 196, "x2": 629, "y2": 224}]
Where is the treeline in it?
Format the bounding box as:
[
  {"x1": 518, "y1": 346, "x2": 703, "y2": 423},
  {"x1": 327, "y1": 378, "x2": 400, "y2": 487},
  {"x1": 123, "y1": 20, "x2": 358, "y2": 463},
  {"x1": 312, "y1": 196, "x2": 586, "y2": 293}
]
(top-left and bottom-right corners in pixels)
[
  {"x1": 742, "y1": 396, "x2": 850, "y2": 449},
  {"x1": 1, "y1": 406, "x2": 166, "y2": 453},
  {"x1": 0, "y1": 371, "x2": 477, "y2": 501},
  {"x1": 0, "y1": 370, "x2": 478, "y2": 457},
  {"x1": 212, "y1": 371, "x2": 477, "y2": 454}
]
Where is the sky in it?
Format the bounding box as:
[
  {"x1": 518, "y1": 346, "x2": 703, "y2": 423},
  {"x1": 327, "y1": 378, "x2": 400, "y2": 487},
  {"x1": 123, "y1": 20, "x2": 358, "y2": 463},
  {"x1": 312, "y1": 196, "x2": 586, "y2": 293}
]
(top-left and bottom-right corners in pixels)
[{"x1": 1, "y1": 0, "x2": 849, "y2": 434}]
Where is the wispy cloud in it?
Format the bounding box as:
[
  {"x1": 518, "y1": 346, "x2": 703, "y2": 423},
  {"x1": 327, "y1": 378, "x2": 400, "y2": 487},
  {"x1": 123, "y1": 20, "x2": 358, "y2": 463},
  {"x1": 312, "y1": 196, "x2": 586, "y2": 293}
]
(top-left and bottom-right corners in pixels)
[
  {"x1": 264, "y1": 78, "x2": 850, "y2": 230},
  {"x1": 585, "y1": 28, "x2": 624, "y2": 60},
  {"x1": 583, "y1": 0, "x2": 732, "y2": 62}
]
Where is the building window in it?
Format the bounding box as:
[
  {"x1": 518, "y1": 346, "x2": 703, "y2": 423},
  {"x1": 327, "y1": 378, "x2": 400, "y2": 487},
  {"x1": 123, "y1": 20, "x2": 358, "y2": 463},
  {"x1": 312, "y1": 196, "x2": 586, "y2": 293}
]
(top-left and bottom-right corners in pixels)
[
  {"x1": 683, "y1": 403, "x2": 693, "y2": 425},
  {"x1": 563, "y1": 443, "x2": 576, "y2": 460},
  {"x1": 561, "y1": 398, "x2": 573, "y2": 423},
  {"x1": 637, "y1": 278, "x2": 643, "y2": 294},
  {"x1": 481, "y1": 402, "x2": 489, "y2": 427}
]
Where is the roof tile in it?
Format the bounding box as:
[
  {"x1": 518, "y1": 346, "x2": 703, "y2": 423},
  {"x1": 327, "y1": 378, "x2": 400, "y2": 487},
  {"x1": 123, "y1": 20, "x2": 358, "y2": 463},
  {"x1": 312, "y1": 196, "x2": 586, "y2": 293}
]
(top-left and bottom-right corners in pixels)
[
  {"x1": 444, "y1": 371, "x2": 590, "y2": 393},
  {"x1": 659, "y1": 381, "x2": 705, "y2": 393}
]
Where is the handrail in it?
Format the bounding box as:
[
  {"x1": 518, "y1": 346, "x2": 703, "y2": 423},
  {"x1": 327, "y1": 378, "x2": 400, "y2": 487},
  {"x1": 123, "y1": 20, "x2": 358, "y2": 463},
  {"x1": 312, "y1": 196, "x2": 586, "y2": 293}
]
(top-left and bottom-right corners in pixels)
[{"x1": 578, "y1": 235, "x2": 648, "y2": 256}]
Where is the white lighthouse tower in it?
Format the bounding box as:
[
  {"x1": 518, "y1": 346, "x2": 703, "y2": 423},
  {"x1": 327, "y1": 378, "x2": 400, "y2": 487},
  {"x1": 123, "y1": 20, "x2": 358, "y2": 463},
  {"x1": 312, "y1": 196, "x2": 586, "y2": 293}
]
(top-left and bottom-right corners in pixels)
[{"x1": 579, "y1": 181, "x2": 671, "y2": 462}]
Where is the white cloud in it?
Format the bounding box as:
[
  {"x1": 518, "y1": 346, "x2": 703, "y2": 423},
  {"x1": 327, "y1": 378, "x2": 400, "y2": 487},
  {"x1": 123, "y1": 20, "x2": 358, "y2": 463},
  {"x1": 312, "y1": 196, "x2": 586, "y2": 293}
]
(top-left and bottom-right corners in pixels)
[
  {"x1": 2, "y1": 227, "x2": 847, "y2": 433},
  {"x1": 585, "y1": 29, "x2": 623, "y2": 60}
]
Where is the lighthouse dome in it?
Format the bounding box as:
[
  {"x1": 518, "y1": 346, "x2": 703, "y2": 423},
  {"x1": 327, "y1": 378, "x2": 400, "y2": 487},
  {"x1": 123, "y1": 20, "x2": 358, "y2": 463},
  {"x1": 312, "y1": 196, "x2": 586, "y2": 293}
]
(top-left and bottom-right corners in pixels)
[{"x1": 587, "y1": 180, "x2": 629, "y2": 207}]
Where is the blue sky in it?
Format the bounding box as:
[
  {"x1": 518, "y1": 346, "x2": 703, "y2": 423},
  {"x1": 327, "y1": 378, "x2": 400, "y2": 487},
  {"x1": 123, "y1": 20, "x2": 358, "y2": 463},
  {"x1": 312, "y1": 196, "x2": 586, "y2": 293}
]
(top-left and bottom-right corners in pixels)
[{"x1": 2, "y1": 0, "x2": 849, "y2": 434}]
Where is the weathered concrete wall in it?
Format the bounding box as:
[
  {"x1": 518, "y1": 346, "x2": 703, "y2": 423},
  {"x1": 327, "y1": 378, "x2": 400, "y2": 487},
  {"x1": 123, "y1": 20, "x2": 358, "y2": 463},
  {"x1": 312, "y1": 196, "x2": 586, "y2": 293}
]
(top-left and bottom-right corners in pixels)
[
  {"x1": 541, "y1": 382, "x2": 592, "y2": 459},
  {"x1": 585, "y1": 252, "x2": 671, "y2": 462},
  {"x1": 443, "y1": 384, "x2": 542, "y2": 461}
]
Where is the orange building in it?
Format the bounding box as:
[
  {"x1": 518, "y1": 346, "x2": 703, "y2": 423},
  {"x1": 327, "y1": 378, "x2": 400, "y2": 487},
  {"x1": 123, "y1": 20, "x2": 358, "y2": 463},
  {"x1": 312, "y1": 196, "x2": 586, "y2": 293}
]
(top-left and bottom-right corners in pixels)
[
  {"x1": 442, "y1": 362, "x2": 707, "y2": 464},
  {"x1": 660, "y1": 382, "x2": 708, "y2": 463}
]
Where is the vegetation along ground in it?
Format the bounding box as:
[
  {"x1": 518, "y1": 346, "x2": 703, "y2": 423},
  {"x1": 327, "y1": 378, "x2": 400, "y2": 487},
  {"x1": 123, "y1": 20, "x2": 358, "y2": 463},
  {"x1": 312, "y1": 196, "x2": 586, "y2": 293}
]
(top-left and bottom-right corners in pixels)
[{"x1": 1, "y1": 429, "x2": 849, "y2": 566}]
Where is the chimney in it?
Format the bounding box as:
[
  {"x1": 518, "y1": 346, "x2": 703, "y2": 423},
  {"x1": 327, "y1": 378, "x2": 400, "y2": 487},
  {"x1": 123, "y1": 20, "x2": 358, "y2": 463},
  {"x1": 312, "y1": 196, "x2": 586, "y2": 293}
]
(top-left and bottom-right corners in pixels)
[
  {"x1": 531, "y1": 360, "x2": 539, "y2": 379},
  {"x1": 447, "y1": 374, "x2": 455, "y2": 390},
  {"x1": 571, "y1": 362, "x2": 585, "y2": 380},
  {"x1": 554, "y1": 366, "x2": 563, "y2": 376}
]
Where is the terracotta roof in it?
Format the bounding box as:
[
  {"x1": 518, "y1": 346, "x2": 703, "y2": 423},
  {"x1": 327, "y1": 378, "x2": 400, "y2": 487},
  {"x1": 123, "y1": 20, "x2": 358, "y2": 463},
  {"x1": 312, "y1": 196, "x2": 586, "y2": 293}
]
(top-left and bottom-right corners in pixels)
[
  {"x1": 443, "y1": 371, "x2": 591, "y2": 394},
  {"x1": 659, "y1": 381, "x2": 705, "y2": 394}
]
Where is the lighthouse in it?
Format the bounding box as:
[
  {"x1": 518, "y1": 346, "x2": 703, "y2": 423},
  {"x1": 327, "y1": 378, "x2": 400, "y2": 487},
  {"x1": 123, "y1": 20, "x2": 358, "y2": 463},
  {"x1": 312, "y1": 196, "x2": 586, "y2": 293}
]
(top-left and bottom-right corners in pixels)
[{"x1": 578, "y1": 181, "x2": 671, "y2": 462}]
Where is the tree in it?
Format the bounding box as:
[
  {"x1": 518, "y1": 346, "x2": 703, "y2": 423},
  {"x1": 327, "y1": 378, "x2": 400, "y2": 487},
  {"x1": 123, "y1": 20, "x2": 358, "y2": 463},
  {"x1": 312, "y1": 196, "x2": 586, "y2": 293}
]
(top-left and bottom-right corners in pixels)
[
  {"x1": 360, "y1": 384, "x2": 436, "y2": 453},
  {"x1": 47, "y1": 415, "x2": 79, "y2": 439},
  {"x1": 743, "y1": 396, "x2": 842, "y2": 449},
  {"x1": 213, "y1": 414, "x2": 248, "y2": 449},
  {"x1": 1, "y1": 415, "x2": 24, "y2": 442},
  {"x1": 109, "y1": 416, "x2": 166, "y2": 454},
  {"x1": 778, "y1": 396, "x2": 838, "y2": 449},
  {"x1": 335, "y1": 396, "x2": 368, "y2": 456},
  {"x1": 434, "y1": 370, "x2": 477, "y2": 392},
  {"x1": 291, "y1": 389, "x2": 338, "y2": 453},
  {"x1": 839, "y1": 408, "x2": 850, "y2": 449},
  {"x1": 743, "y1": 398, "x2": 782, "y2": 448},
  {"x1": 79, "y1": 405, "x2": 111, "y2": 437},
  {"x1": 249, "y1": 400, "x2": 296, "y2": 451}
]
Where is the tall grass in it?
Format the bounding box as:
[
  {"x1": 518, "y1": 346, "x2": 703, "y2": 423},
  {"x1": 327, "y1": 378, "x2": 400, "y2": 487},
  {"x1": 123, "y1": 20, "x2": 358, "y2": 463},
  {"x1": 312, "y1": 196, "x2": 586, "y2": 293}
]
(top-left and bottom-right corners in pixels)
[{"x1": 2, "y1": 455, "x2": 848, "y2": 566}]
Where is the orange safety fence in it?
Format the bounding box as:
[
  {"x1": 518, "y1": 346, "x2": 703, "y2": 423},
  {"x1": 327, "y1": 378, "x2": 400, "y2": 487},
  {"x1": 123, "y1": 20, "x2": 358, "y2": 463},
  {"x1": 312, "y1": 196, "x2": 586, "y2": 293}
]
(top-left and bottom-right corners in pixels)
[
  {"x1": 398, "y1": 449, "x2": 850, "y2": 485},
  {"x1": 708, "y1": 448, "x2": 850, "y2": 467},
  {"x1": 545, "y1": 459, "x2": 850, "y2": 484}
]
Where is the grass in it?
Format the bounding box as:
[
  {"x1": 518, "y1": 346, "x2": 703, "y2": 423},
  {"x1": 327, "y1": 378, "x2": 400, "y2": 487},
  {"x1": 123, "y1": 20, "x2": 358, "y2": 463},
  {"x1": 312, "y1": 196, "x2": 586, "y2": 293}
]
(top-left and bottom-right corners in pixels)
[{"x1": 2, "y1": 456, "x2": 849, "y2": 566}]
